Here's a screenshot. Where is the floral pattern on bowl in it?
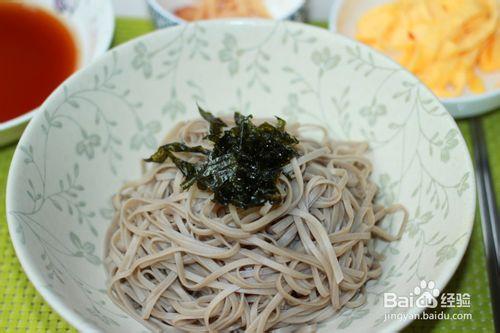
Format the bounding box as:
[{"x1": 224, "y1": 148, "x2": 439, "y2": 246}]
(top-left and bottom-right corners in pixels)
[{"x1": 6, "y1": 20, "x2": 475, "y2": 332}]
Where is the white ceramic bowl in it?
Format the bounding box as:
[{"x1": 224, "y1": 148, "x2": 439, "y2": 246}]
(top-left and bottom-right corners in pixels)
[
  {"x1": 7, "y1": 20, "x2": 475, "y2": 332},
  {"x1": 329, "y1": 0, "x2": 500, "y2": 119},
  {"x1": 0, "y1": 0, "x2": 115, "y2": 146},
  {"x1": 147, "y1": 0, "x2": 306, "y2": 28}
]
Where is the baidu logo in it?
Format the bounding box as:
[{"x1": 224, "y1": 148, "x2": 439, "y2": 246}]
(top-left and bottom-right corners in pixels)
[{"x1": 384, "y1": 280, "x2": 441, "y2": 308}]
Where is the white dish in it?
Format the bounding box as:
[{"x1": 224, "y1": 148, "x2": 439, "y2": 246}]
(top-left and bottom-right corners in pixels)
[
  {"x1": 147, "y1": 0, "x2": 306, "y2": 28},
  {"x1": 329, "y1": 0, "x2": 500, "y2": 119},
  {"x1": 0, "y1": 0, "x2": 115, "y2": 146},
  {"x1": 7, "y1": 20, "x2": 474, "y2": 332}
]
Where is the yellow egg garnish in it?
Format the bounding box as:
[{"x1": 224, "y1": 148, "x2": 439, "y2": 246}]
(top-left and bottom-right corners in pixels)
[{"x1": 356, "y1": 0, "x2": 500, "y2": 97}]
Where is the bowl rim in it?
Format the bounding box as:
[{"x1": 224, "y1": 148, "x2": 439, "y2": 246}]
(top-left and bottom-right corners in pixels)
[
  {"x1": 328, "y1": 0, "x2": 500, "y2": 107},
  {"x1": 0, "y1": 0, "x2": 115, "y2": 134},
  {"x1": 146, "y1": 0, "x2": 306, "y2": 23},
  {"x1": 6, "y1": 19, "x2": 476, "y2": 332}
]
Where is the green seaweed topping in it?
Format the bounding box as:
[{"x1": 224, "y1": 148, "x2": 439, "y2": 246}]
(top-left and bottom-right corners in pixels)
[{"x1": 145, "y1": 107, "x2": 299, "y2": 208}]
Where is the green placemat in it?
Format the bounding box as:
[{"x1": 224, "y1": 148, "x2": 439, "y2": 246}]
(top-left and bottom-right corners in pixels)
[{"x1": 0, "y1": 18, "x2": 497, "y2": 332}]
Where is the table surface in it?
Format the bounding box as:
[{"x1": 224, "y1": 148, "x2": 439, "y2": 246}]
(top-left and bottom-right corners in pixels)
[{"x1": 0, "y1": 18, "x2": 498, "y2": 332}]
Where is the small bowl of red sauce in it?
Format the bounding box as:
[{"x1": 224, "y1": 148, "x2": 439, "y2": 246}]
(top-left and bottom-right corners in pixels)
[{"x1": 0, "y1": 0, "x2": 114, "y2": 146}]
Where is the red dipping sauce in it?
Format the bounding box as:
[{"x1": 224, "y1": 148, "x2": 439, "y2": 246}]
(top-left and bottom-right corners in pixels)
[{"x1": 0, "y1": 2, "x2": 79, "y2": 122}]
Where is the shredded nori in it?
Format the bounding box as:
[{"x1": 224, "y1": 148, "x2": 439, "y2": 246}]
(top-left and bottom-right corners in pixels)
[{"x1": 145, "y1": 107, "x2": 299, "y2": 208}]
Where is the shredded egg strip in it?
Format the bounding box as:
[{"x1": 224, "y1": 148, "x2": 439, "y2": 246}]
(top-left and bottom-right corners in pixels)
[{"x1": 357, "y1": 0, "x2": 500, "y2": 97}]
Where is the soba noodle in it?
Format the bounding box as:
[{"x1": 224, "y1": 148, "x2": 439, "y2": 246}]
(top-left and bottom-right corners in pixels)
[{"x1": 104, "y1": 117, "x2": 408, "y2": 332}]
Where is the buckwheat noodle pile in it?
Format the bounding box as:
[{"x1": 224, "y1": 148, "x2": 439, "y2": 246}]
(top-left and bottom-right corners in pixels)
[{"x1": 104, "y1": 117, "x2": 408, "y2": 332}]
